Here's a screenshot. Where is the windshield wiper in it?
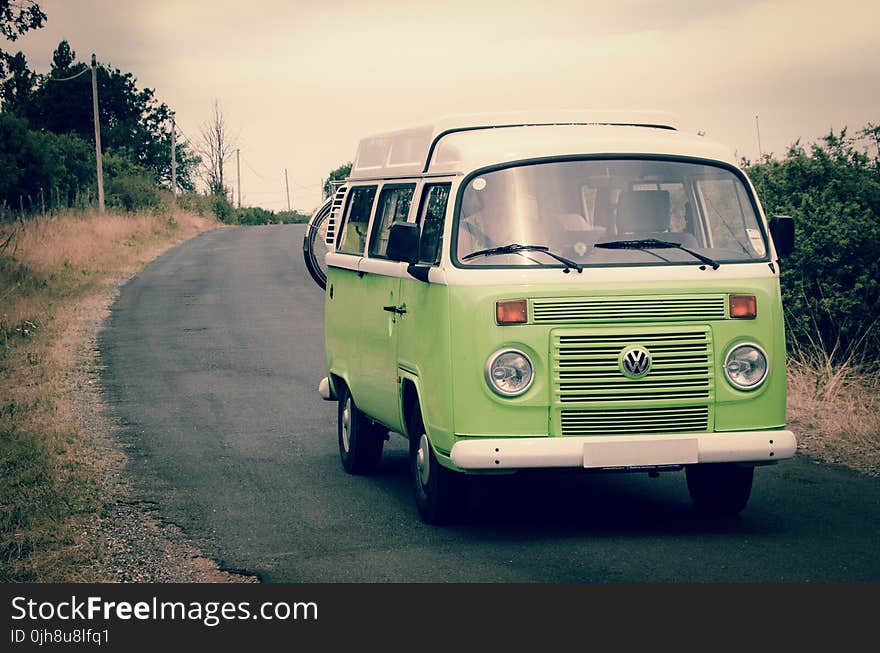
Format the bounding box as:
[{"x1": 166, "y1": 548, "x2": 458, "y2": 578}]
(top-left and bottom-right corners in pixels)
[
  {"x1": 462, "y1": 243, "x2": 583, "y2": 273},
  {"x1": 594, "y1": 238, "x2": 720, "y2": 270}
]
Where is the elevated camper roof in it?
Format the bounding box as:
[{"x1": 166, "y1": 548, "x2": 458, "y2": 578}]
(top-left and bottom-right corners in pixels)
[{"x1": 347, "y1": 111, "x2": 735, "y2": 180}]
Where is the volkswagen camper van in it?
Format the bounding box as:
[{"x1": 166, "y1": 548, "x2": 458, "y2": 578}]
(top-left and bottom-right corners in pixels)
[{"x1": 312, "y1": 111, "x2": 797, "y2": 523}]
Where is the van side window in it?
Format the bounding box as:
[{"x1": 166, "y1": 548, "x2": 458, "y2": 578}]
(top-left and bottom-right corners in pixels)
[
  {"x1": 417, "y1": 183, "x2": 450, "y2": 265},
  {"x1": 369, "y1": 185, "x2": 415, "y2": 258},
  {"x1": 337, "y1": 186, "x2": 377, "y2": 255}
]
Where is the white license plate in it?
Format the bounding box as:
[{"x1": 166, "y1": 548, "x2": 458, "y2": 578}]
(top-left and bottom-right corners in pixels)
[{"x1": 583, "y1": 438, "x2": 698, "y2": 469}]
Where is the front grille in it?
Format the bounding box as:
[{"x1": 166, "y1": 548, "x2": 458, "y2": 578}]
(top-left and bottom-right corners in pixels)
[
  {"x1": 553, "y1": 327, "x2": 714, "y2": 404},
  {"x1": 561, "y1": 405, "x2": 709, "y2": 436},
  {"x1": 533, "y1": 295, "x2": 726, "y2": 324}
]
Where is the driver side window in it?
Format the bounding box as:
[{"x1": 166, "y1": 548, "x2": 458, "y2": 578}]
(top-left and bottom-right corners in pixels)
[{"x1": 417, "y1": 183, "x2": 450, "y2": 265}]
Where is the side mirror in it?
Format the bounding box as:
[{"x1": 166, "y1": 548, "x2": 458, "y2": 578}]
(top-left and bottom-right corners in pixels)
[
  {"x1": 387, "y1": 222, "x2": 420, "y2": 263},
  {"x1": 768, "y1": 215, "x2": 795, "y2": 258}
]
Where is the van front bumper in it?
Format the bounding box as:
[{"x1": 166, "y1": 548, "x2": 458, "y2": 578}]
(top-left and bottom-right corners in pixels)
[{"x1": 449, "y1": 430, "x2": 797, "y2": 470}]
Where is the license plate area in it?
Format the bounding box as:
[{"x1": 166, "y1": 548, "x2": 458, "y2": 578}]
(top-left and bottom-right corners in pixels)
[{"x1": 583, "y1": 438, "x2": 698, "y2": 469}]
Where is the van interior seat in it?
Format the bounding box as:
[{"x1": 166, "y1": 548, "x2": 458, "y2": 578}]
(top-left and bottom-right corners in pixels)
[{"x1": 614, "y1": 189, "x2": 698, "y2": 248}]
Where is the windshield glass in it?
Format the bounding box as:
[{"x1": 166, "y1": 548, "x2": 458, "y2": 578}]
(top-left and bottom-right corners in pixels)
[{"x1": 455, "y1": 159, "x2": 768, "y2": 267}]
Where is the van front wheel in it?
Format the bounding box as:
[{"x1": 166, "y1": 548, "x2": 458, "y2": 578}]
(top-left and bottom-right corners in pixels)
[
  {"x1": 686, "y1": 463, "x2": 754, "y2": 517},
  {"x1": 409, "y1": 408, "x2": 466, "y2": 524},
  {"x1": 337, "y1": 387, "x2": 384, "y2": 475}
]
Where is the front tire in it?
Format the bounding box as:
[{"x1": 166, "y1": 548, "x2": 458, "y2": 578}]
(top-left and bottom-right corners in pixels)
[
  {"x1": 408, "y1": 404, "x2": 466, "y2": 524},
  {"x1": 686, "y1": 463, "x2": 754, "y2": 517},
  {"x1": 338, "y1": 386, "x2": 384, "y2": 475}
]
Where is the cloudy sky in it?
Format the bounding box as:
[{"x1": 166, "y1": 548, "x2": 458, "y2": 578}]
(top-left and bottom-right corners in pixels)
[{"x1": 11, "y1": 0, "x2": 880, "y2": 212}]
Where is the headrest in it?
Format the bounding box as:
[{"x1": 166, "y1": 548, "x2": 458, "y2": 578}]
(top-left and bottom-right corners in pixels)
[{"x1": 616, "y1": 190, "x2": 670, "y2": 233}]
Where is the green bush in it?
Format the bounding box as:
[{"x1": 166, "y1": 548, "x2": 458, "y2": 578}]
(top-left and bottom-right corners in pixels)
[
  {"x1": 276, "y1": 210, "x2": 311, "y2": 224},
  {"x1": 105, "y1": 175, "x2": 165, "y2": 212},
  {"x1": 745, "y1": 126, "x2": 880, "y2": 363},
  {"x1": 233, "y1": 206, "x2": 275, "y2": 225},
  {"x1": 0, "y1": 112, "x2": 95, "y2": 216},
  {"x1": 210, "y1": 194, "x2": 234, "y2": 222},
  {"x1": 176, "y1": 192, "x2": 236, "y2": 222},
  {"x1": 176, "y1": 192, "x2": 213, "y2": 216}
]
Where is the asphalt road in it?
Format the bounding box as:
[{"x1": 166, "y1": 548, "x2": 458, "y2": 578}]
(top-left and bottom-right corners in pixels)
[{"x1": 100, "y1": 224, "x2": 880, "y2": 582}]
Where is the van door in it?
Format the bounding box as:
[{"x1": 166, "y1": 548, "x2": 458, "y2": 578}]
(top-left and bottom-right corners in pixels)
[
  {"x1": 355, "y1": 183, "x2": 415, "y2": 430},
  {"x1": 396, "y1": 182, "x2": 454, "y2": 442}
]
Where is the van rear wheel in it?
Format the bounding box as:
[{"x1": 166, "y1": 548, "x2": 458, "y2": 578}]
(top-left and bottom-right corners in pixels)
[
  {"x1": 408, "y1": 405, "x2": 466, "y2": 524},
  {"x1": 686, "y1": 463, "x2": 754, "y2": 517},
  {"x1": 338, "y1": 386, "x2": 384, "y2": 475}
]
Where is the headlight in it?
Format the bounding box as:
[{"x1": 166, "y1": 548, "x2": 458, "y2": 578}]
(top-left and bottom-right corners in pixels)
[
  {"x1": 485, "y1": 349, "x2": 534, "y2": 397},
  {"x1": 724, "y1": 343, "x2": 768, "y2": 390}
]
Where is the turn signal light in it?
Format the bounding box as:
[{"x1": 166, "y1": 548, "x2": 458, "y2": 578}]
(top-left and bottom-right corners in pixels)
[
  {"x1": 730, "y1": 294, "x2": 757, "y2": 319},
  {"x1": 496, "y1": 300, "x2": 528, "y2": 325}
]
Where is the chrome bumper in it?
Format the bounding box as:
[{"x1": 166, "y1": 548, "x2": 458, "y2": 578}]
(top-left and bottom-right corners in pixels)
[{"x1": 449, "y1": 430, "x2": 797, "y2": 470}]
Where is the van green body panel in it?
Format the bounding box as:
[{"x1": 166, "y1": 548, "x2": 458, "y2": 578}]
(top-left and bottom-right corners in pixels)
[{"x1": 396, "y1": 278, "x2": 456, "y2": 443}]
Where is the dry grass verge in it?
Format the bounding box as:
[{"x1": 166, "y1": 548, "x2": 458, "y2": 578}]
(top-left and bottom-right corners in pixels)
[
  {"x1": 0, "y1": 209, "x2": 221, "y2": 581},
  {"x1": 788, "y1": 358, "x2": 880, "y2": 477}
]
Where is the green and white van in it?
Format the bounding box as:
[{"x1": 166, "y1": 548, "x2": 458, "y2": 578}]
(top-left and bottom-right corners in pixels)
[{"x1": 312, "y1": 111, "x2": 797, "y2": 523}]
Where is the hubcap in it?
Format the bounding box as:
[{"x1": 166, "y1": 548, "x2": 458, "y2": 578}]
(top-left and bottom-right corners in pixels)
[
  {"x1": 417, "y1": 434, "x2": 431, "y2": 486},
  {"x1": 341, "y1": 399, "x2": 352, "y2": 453}
]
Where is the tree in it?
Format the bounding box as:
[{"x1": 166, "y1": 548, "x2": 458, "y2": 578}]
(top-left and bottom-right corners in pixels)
[
  {"x1": 198, "y1": 100, "x2": 237, "y2": 196},
  {"x1": 0, "y1": 0, "x2": 45, "y2": 78},
  {"x1": 323, "y1": 162, "x2": 352, "y2": 198},
  {"x1": 0, "y1": 51, "x2": 36, "y2": 115}
]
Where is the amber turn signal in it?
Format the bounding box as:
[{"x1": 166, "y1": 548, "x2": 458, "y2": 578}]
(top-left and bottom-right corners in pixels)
[
  {"x1": 730, "y1": 294, "x2": 757, "y2": 319},
  {"x1": 496, "y1": 299, "x2": 528, "y2": 325}
]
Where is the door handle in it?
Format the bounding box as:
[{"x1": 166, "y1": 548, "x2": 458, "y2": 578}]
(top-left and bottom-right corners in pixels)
[{"x1": 383, "y1": 304, "x2": 407, "y2": 315}]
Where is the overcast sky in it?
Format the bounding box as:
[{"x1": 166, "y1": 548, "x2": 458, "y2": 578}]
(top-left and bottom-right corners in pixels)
[{"x1": 10, "y1": 0, "x2": 880, "y2": 212}]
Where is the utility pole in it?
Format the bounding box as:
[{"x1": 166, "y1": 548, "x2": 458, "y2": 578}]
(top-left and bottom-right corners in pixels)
[
  {"x1": 284, "y1": 168, "x2": 291, "y2": 212},
  {"x1": 236, "y1": 148, "x2": 241, "y2": 208},
  {"x1": 91, "y1": 54, "x2": 105, "y2": 213},
  {"x1": 170, "y1": 117, "x2": 177, "y2": 205},
  {"x1": 755, "y1": 115, "x2": 764, "y2": 161}
]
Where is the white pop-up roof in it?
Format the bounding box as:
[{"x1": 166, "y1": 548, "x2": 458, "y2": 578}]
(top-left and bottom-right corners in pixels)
[{"x1": 349, "y1": 111, "x2": 686, "y2": 179}]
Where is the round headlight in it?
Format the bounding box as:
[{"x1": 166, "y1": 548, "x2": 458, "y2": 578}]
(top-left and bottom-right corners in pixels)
[
  {"x1": 485, "y1": 349, "x2": 534, "y2": 397},
  {"x1": 724, "y1": 343, "x2": 768, "y2": 390}
]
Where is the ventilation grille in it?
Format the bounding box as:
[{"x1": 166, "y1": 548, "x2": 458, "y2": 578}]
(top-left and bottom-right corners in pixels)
[
  {"x1": 325, "y1": 185, "x2": 346, "y2": 247},
  {"x1": 553, "y1": 327, "x2": 714, "y2": 404},
  {"x1": 560, "y1": 405, "x2": 709, "y2": 436},
  {"x1": 533, "y1": 295, "x2": 726, "y2": 324}
]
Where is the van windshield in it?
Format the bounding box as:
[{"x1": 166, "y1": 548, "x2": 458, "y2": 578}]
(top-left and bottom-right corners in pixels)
[{"x1": 454, "y1": 159, "x2": 768, "y2": 268}]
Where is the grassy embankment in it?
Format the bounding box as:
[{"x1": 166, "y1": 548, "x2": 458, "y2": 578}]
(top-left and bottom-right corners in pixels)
[
  {"x1": 787, "y1": 348, "x2": 880, "y2": 476},
  {"x1": 0, "y1": 208, "x2": 218, "y2": 581}
]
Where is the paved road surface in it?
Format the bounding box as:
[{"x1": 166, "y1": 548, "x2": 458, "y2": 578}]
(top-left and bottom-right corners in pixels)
[{"x1": 100, "y1": 225, "x2": 880, "y2": 582}]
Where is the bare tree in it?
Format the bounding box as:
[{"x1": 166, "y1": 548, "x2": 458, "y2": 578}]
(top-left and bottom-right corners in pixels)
[{"x1": 198, "y1": 100, "x2": 237, "y2": 196}]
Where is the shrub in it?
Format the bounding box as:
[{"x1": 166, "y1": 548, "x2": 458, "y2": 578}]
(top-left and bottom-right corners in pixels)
[
  {"x1": 210, "y1": 194, "x2": 234, "y2": 222},
  {"x1": 176, "y1": 192, "x2": 213, "y2": 217},
  {"x1": 105, "y1": 175, "x2": 165, "y2": 212},
  {"x1": 745, "y1": 126, "x2": 880, "y2": 364}
]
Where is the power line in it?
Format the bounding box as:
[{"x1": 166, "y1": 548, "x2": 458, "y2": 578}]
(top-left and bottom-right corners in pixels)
[
  {"x1": 45, "y1": 67, "x2": 90, "y2": 82},
  {"x1": 175, "y1": 124, "x2": 196, "y2": 147},
  {"x1": 240, "y1": 154, "x2": 273, "y2": 182}
]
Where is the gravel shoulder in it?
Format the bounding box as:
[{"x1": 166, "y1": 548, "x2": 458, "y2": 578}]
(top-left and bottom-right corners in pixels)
[{"x1": 71, "y1": 280, "x2": 257, "y2": 582}]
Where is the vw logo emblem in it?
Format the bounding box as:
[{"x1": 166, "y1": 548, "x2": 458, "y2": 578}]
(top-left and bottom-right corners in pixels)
[{"x1": 619, "y1": 345, "x2": 652, "y2": 379}]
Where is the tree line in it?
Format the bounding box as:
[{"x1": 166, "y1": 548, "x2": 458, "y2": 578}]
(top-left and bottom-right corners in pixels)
[{"x1": 0, "y1": 37, "x2": 199, "y2": 218}]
